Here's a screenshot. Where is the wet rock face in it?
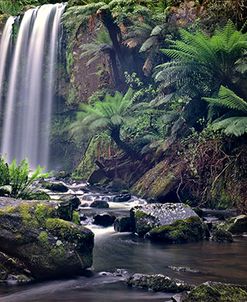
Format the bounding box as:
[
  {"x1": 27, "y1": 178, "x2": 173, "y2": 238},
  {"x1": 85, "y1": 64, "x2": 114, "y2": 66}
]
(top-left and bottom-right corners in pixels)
[
  {"x1": 127, "y1": 273, "x2": 193, "y2": 293},
  {"x1": 182, "y1": 282, "x2": 247, "y2": 302},
  {"x1": 113, "y1": 194, "x2": 131, "y2": 202},
  {"x1": 147, "y1": 216, "x2": 206, "y2": 243},
  {"x1": 114, "y1": 216, "x2": 134, "y2": 232},
  {"x1": 0, "y1": 251, "x2": 33, "y2": 284},
  {"x1": 93, "y1": 213, "x2": 116, "y2": 227},
  {"x1": 42, "y1": 181, "x2": 68, "y2": 192},
  {"x1": 130, "y1": 203, "x2": 206, "y2": 241},
  {"x1": 57, "y1": 195, "x2": 81, "y2": 221},
  {"x1": 90, "y1": 199, "x2": 109, "y2": 209},
  {"x1": 227, "y1": 215, "x2": 247, "y2": 234},
  {"x1": 0, "y1": 199, "x2": 94, "y2": 281},
  {"x1": 211, "y1": 229, "x2": 233, "y2": 243}
]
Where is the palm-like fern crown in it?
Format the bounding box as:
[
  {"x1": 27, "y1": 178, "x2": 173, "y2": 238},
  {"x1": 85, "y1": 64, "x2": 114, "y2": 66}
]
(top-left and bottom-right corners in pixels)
[
  {"x1": 75, "y1": 88, "x2": 134, "y2": 133},
  {"x1": 155, "y1": 21, "x2": 247, "y2": 95},
  {"x1": 203, "y1": 86, "x2": 247, "y2": 137},
  {"x1": 203, "y1": 86, "x2": 247, "y2": 114}
]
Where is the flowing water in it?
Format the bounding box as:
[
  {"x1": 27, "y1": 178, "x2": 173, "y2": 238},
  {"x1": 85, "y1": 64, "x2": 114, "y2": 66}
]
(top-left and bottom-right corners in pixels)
[
  {"x1": 0, "y1": 4, "x2": 65, "y2": 168},
  {"x1": 0, "y1": 16, "x2": 15, "y2": 111},
  {"x1": 0, "y1": 185, "x2": 246, "y2": 302}
]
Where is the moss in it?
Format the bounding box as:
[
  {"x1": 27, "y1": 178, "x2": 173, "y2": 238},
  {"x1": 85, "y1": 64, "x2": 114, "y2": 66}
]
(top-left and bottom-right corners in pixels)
[
  {"x1": 73, "y1": 133, "x2": 111, "y2": 179},
  {"x1": 72, "y1": 211, "x2": 80, "y2": 225},
  {"x1": 34, "y1": 204, "x2": 54, "y2": 225},
  {"x1": 149, "y1": 216, "x2": 204, "y2": 243},
  {"x1": 38, "y1": 231, "x2": 49, "y2": 246},
  {"x1": 45, "y1": 218, "x2": 84, "y2": 241},
  {"x1": 0, "y1": 206, "x2": 16, "y2": 215},
  {"x1": 135, "y1": 210, "x2": 149, "y2": 219},
  {"x1": 19, "y1": 204, "x2": 31, "y2": 219},
  {"x1": 28, "y1": 191, "x2": 51, "y2": 201},
  {"x1": 132, "y1": 159, "x2": 184, "y2": 199},
  {"x1": 50, "y1": 245, "x2": 66, "y2": 260},
  {"x1": 184, "y1": 283, "x2": 247, "y2": 302}
]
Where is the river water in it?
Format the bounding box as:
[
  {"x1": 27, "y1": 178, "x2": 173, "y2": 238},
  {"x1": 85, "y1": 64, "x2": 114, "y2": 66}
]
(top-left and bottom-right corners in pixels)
[{"x1": 0, "y1": 184, "x2": 246, "y2": 302}]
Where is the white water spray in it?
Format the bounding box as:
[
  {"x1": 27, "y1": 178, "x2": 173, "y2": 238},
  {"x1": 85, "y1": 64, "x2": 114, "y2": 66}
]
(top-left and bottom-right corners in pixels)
[{"x1": 0, "y1": 3, "x2": 66, "y2": 168}]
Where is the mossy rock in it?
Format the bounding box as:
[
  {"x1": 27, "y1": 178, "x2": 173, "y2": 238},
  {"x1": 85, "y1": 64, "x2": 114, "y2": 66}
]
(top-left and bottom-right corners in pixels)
[
  {"x1": 211, "y1": 229, "x2": 233, "y2": 243},
  {"x1": 27, "y1": 191, "x2": 51, "y2": 201},
  {"x1": 183, "y1": 282, "x2": 247, "y2": 302},
  {"x1": 0, "y1": 201, "x2": 94, "y2": 280},
  {"x1": 130, "y1": 203, "x2": 203, "y2": 239},
  {"x1": 130, "y1": 208, "x2": 158, "y2": 236},
  {"x1": 114, "y1": 216, "x2": 134, "y2": 232},
  {"x1": 131, "y1": 159, "x2": 185, "y2": 200},
  {"x1": 42, "y1": 181, "x2": 68, "y2": 192},
  {"x1": 127, "y1": 273, "x2": 193, "y2": 293},
  {"x1": 227, "y1": 215, "x2": 247, "y2": 234},
  {"x1": 147, "y1": 216, "x2": 206, "y2": 243}
]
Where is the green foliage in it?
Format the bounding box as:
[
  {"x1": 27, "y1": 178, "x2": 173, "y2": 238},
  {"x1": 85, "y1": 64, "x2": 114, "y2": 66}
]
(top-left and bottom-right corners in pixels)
[
  {"x1": 0, "y1": 0, "x2": 61, "y2": 15},
  {"x1": 0, "y1": 158, "x2": 9, "y2": 186},
  {"x1": 0, "y1": 158, "x2": 48, "y2": 199},
  {"x1": 210, "y1": 116, "x2": 247, "y2": 137},
  {"x1": 72, "y1": 211, "x2": 80, "y2": 225},
  {"x1": 203, "y1": 86, "x2": 247, "y2": 137},
  {"x1": 72, "y1": 88, "x2": 134, "y2": 135},
  {"x1": 155, "y1": 20, "x2": 247, "y2": 98},
  {"x1": 80, "y1": 28, "x2": 112, "y2": 66},
  {"x1": 204, "y1": 86, "x2": 247, "y2": 114}
]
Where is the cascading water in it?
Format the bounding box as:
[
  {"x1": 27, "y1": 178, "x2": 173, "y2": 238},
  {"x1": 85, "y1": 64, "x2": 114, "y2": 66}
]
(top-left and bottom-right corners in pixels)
[
  {"x1": 0, "y1": 16, "x2": 15, "y2": 111},
  {"x1": 0, "y1": 3, "x2": 66, "y2": 169}
]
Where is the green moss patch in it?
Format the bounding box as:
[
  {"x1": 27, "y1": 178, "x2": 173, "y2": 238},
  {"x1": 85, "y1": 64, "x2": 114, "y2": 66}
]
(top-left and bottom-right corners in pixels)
[{"x1": 148, "y1": 216, "x2": 205, "y2": 243}]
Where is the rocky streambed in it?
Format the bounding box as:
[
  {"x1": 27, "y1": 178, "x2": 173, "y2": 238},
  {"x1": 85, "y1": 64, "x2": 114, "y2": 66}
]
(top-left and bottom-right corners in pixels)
[{"x1": 0, "y1": 178, "x2": 246, "y2": 302}]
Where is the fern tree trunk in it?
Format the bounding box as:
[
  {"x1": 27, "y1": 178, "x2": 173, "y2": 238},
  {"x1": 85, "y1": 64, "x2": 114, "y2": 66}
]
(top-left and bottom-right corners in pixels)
[{"x1": 110, "y1": 127, "x2": 141, "y2": 160}]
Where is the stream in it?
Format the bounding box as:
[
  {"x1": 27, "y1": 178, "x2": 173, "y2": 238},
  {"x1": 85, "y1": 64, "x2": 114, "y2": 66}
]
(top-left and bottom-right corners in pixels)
[{"x1": 0, "y1": 182, "x2": 246, "y2": 302}]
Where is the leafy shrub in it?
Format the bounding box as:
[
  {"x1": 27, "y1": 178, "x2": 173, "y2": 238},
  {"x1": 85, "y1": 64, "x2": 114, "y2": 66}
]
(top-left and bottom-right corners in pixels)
[
  {"x1": 204, "y1": 86, "x2": 247, "y2": 137},
  {"x1": 0, "y1": 158, "x2": 48, "y2": 199}
]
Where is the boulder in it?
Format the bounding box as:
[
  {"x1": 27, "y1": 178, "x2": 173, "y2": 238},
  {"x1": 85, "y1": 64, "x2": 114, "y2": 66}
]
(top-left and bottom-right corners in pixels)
[
  {"x1": 130, "y1": 203, "x2": 205, "y2": 240},
  {"x1": 113, "y1": 193, "x2": 131, "y2": 202},
  {"x1": 227, "y1": 215, "x2": 247, "y2": 234},
  {"x1": 0, "y1": 200, "x2": 94, "y2": 280},
  {"x1": 93, "y1": 213, "x2": 116, "y2": 227},
  {"x1": 42, "y1": 181, "x2": 68, "y2": 192},
  {"x1": 146, "y1": 216, "x2": 206, "y2": 243},
  {"x1": 57, "y1": 195, "x2": 81, "y2": 221},
  {"x1": 211, "y1": 229, "x2": 233, "y2": 243},
  {"x1": 88, "y1": 169, "x2": 109, "y2": 185},
  {"x1": 114, "y1": 216, "x2": 134, "y2": 232},
  {"x1": 90, "y1": 199, "x2": 109, "y2": 209},
  {"x1": 182, "y1": 282, "x2": 247, "y2": 302},
  {"x1": 127, "y1": 273, "x2": 192, "y2": 293}
]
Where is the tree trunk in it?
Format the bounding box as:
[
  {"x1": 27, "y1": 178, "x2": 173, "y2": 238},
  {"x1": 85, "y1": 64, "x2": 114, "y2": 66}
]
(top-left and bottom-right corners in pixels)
[
  {"x1": 110, "y1": 127, "x2": 141, "y2": 160},
  {"x1": 108, "y1": 48, "x2": 121, "y2": 87}
]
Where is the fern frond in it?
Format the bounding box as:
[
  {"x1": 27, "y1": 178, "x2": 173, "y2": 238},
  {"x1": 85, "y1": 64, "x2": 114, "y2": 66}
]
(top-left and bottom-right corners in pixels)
[
  {"x1": 203, "y1": 86, "x2": 247, "y2": 113},
  {"x1": 212, "y1": 116, "x2": 247, "y2": 137}
]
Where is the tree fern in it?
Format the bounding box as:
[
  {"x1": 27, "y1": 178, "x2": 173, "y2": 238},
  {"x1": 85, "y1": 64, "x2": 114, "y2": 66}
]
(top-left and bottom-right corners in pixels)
[
  {"x1": 155, "y1": 20, "x2": 247, "y2": 98},
  {"x1": 71, "y1": 88, "x2": 142, "y2": 158},
  {"x1": 211, "y1": 116, "x2": 247, "y2": 137},
  {"x1": 204, "y1": 86, "x2": 247, "y2": 137},
  {"x1": 203, "y1": 86, "x2": 247, "y2": 113}
]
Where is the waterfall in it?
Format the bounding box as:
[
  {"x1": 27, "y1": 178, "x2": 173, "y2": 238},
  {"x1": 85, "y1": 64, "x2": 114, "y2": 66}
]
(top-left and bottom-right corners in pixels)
[
  {"x1": 0, "y1": 16, "x2": 15, "y2": 111},
  {"x1": 0, "y1": 3, "x2": 66, "y2": 169}
]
